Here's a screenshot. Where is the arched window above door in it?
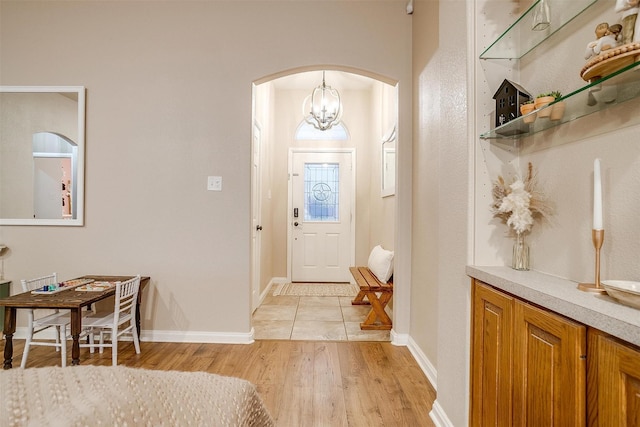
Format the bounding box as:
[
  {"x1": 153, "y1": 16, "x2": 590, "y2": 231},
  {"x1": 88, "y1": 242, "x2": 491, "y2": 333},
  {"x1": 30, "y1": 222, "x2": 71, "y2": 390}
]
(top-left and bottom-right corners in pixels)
[{"x1": 294, "y1": 120, "x2": 350, "y2": 141}]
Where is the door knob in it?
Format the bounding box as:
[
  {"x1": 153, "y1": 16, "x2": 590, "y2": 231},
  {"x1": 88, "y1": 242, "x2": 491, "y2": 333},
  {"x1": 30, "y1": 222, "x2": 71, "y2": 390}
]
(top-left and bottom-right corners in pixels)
[
  {"x1": 294, "y1": 222, "x2": 299, "y2": 227},
  {"x1": 256, "y1": 225, "x2": 263, "y2": 231}
]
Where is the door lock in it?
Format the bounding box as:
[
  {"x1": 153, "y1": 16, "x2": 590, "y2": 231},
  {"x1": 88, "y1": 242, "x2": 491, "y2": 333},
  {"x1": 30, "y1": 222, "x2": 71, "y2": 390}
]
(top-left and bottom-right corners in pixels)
[
  {"x1": 256, "y1": 225, "x2": 263, "y2": 231},
  {"x1": 294, "y1": 222, "x2": 299, "y2": 227}
]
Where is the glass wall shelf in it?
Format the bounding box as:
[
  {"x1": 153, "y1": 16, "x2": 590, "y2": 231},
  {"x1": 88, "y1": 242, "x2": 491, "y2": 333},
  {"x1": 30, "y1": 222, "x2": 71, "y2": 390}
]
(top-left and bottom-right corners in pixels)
[
  {"x1": 480, "y1": 61, "x2": 640, "y2": 139},
  {"x1": 480, "y1": 0, "x2": 598, "y2": 60}
]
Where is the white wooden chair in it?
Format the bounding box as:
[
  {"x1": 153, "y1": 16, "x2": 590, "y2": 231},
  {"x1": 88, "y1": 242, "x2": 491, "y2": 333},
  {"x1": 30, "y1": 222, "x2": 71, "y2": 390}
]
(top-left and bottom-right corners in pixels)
[
  {"x1": 20, "y1": 273, "x2": 70, "y2": 368},
  {"x1": 82, "y1": 275, "x2": 141, "y2": 366}
]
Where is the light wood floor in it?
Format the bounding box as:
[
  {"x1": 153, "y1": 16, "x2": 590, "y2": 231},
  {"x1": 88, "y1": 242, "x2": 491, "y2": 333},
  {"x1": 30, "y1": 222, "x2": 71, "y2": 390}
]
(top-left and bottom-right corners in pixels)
[{"x1": 11, "y1": 339, "x2": 437, "y2": 426}]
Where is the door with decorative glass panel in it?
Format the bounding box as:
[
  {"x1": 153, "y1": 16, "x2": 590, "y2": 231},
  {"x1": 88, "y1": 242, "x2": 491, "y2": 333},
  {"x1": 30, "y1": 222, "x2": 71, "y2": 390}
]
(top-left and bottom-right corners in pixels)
[{"x1": 290, "y1": 150, "x2": 354, "y2": 283}]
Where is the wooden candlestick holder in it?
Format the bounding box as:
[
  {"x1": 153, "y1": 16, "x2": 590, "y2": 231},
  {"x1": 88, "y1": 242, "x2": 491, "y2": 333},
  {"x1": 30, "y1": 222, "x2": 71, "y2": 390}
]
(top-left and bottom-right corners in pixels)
[{"x1": 578, "y1": 229, "x2": 607, "y2": 294}]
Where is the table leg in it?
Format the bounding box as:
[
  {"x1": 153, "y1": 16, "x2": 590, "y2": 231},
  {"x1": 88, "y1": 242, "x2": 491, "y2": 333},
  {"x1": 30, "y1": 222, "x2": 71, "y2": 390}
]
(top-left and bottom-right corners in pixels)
[
  {"x1": 70, "y1": 308, "x2": 82, "y2": 365},
  {"x1": 136, "y1": 294, "x2": 142, "y2": 337},
  {"x1": 3, "y1": 307, "x2": 16, "y2": 369},
  {"x1": 135, "y1": 277, "x2": 150, "y2": 338}
]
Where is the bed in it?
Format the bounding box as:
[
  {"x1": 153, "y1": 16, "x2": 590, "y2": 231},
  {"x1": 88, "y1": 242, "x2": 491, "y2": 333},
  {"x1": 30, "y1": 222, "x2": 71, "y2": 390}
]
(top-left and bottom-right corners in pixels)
[{"x1": 0, "y1": 365, "x2": 274, "y2": 426}]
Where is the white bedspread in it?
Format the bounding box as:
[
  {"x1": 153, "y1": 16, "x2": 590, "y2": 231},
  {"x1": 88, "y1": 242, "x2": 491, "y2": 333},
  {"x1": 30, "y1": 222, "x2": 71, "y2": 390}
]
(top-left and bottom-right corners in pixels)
[{"x1": 0, "y1": 365, "x2": 274, "y2": 427}]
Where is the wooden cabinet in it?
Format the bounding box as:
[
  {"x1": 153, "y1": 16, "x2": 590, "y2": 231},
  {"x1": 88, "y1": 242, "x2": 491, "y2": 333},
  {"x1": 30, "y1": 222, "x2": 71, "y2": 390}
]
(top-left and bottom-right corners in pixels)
[
  {"x1": 588, "y1": 329, "x2": 640, "y2": 426},
  {"x1": 471, "y1": 281, "x2": 514, "y2": 426},
  {"x1": 512, "y1": 299, "x2": 586, "y2": 426},
  {"x1": 471, "y1": 280, "x2": 586, "y2": 426}
]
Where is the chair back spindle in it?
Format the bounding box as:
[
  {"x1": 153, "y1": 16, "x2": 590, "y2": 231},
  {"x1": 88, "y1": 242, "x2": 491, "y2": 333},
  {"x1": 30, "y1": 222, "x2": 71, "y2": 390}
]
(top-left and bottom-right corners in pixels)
[{"x1": 19, "y1": 272, "x2": 69, "y2": 368}]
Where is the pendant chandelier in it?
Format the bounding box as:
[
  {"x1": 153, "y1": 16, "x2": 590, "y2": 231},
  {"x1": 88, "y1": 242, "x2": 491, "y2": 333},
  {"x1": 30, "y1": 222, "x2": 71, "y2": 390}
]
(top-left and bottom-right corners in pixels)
[{"x1": 302, "y1": 71, "x2": 343, "y2": 131}]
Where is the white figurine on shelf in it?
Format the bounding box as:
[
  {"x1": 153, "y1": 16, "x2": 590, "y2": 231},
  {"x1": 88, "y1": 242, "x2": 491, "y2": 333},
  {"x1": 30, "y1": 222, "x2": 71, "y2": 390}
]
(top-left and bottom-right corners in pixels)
[
  {"x1": 616, "y1": 0, "x2": 639, "y2": 44},
  {"x1": 594, "y1": 24, "x2": 622, "y2": 55},
  {"x1": 585, "y1": 23, "x2": 612, "y2": 60}
]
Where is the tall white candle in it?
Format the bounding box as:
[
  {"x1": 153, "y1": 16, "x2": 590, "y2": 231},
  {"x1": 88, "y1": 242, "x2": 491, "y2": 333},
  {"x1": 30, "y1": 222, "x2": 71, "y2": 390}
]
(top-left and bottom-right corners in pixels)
[{"x1": 593, "y1": 158, "x2": 603, "y2": 230}]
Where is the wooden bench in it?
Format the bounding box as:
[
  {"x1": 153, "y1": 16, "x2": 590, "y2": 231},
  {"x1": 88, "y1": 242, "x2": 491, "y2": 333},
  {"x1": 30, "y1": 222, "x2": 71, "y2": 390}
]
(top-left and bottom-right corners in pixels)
[{"x1": 349, "y1": 266, "x2": 393, "y2": 330}]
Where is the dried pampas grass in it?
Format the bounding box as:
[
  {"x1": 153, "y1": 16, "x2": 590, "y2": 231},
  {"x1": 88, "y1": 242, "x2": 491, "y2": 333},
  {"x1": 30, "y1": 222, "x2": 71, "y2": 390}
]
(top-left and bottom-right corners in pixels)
[{"x1": 491, "y1": 162, "x2": 553, "y2": 233}]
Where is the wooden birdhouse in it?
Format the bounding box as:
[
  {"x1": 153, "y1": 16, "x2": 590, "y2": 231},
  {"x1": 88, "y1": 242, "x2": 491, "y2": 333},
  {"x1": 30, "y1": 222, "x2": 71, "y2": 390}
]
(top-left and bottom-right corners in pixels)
[{"x1": 493, "y1": 79, "x2": 532, "y2": 128}]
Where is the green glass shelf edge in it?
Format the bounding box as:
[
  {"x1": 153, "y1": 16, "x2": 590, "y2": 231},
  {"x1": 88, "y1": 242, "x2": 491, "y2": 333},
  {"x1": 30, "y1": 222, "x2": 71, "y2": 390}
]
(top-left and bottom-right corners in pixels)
[
  {"x1": 480, "y1": 0, "x2": 598, "y2": 60},
  {"x1": 480, "y1": 60, "x2": 640, "y2": 140}
]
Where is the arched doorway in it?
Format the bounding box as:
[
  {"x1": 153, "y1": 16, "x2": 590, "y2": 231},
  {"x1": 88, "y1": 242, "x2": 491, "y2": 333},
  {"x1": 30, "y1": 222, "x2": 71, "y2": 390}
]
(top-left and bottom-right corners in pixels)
[{"x1": 251, "y1": 66, "x2": 398, "y2": 339}]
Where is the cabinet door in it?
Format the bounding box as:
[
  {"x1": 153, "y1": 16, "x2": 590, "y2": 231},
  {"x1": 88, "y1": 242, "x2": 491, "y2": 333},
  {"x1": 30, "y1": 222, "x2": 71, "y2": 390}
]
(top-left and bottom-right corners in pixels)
[
  {"x1": 593, "y1": 331, "x2": 640, "y2": 426},
  {"x1": 471, "y1": 281, "x2": 514, "y2": 427},
  {"x1": 513, "y1": 301, "x2": 586, "y2": 426}
]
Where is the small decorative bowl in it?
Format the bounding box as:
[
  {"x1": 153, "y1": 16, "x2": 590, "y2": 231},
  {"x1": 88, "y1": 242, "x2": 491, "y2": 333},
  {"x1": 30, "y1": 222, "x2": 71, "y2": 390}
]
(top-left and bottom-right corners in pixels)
[{"x1": 601, "y1": 280, "x2": 640, "y2": 310}]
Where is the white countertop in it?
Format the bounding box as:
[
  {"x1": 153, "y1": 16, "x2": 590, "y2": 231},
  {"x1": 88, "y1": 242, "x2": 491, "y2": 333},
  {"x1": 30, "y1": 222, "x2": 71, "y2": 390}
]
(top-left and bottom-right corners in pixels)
[{"x1": 467, "y1": 266, "x2": 640, "y2": 347}]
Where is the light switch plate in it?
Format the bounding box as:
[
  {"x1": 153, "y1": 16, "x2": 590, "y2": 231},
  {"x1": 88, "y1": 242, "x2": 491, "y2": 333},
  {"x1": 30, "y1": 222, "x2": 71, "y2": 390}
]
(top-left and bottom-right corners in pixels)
[{"x1": 207, "y1": 176, "x2": 222, "y2": 191}]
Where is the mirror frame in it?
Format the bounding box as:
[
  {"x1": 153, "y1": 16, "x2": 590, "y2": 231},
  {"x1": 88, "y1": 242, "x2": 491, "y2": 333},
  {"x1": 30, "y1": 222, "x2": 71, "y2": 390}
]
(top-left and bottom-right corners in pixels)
[{"x1": 0, "y1": 86, "x2": 86, "y2": 226}]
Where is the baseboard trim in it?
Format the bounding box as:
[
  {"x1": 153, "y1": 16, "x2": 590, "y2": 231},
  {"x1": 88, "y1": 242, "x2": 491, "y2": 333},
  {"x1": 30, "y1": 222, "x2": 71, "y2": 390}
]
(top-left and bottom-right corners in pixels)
[
  {"x1": 259, "y1": 283, "x2": 272, "y2": 304},
  {"x1": 407, "y1": 335, "x2": 437, "y2": 391},
  {"x1": 265, "y1": 277, "x2": 287, "y2": 299},
  {"x1": 390, "y1": 329, "x2": 409, "y2": 346},
  {"x1": 271, "y1": 277, "x2": 288, "y2": 284},
  {"x1": 10, "y1": 327, "x2": 255, "y2": 345},
  {"x1": 254, "y1": 277, "x2": 287, "y2": 313},
  {"x1": 429, "y1": 400, "x2": 454, "y2": 427},
  {"x1": 141, "y1": 328, "x2": 255, "y2": 344}
]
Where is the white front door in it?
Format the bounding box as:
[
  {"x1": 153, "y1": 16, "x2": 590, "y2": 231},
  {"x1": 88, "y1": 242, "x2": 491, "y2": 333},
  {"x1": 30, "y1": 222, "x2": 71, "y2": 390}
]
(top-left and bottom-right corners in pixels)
[
  {"x1": 33, "y1": 156, "x2": 64, "y2": 219},
  {"x1": 290, "y1": 150, "x2": 354, "y2": 283}
]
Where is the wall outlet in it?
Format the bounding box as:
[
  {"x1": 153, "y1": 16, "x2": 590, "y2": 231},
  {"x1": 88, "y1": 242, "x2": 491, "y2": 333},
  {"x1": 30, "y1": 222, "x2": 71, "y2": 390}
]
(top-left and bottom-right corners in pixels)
[{"x1": 207, "y1": 176, "x2": 222, "y2": 191}]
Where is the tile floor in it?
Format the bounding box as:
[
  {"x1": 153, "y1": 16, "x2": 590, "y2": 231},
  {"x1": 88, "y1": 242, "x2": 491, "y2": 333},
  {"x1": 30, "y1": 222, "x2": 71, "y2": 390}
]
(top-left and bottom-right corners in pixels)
[{"x1": 252, "y1": 288, "x2": 391, "y2": 341}]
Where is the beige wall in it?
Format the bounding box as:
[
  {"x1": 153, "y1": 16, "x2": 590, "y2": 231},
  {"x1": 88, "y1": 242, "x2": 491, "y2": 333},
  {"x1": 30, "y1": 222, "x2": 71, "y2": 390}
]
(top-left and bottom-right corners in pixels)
[
  {"x1": 0, "y1": 1, "x2": 411, "y2": 338},
  {"x1": 412, "y1": 0, "x2": 472, "y2": 424},
  {"x1": 412, "y1": 0, "x2": 441, "y2": 388}
]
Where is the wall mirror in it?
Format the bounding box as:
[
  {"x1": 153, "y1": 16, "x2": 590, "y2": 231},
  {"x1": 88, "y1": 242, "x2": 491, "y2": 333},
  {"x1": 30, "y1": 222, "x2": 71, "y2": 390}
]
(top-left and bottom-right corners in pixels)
[
  {"x1": 0, "y1": 86, "x2": 85, "y2": 226},
  {"x1": 381, "y1": 125, "x2": 396, "y2": 198}
]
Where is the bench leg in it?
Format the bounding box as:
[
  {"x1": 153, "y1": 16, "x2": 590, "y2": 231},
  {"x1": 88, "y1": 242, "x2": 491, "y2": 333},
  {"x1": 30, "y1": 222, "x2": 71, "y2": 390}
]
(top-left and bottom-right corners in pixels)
[
  {"x1": 351, "y1": 290, "x2": 370, "y2": 305},
  {"x1": 360, "y1": 291, "x2": 392, "y2": 330}
]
